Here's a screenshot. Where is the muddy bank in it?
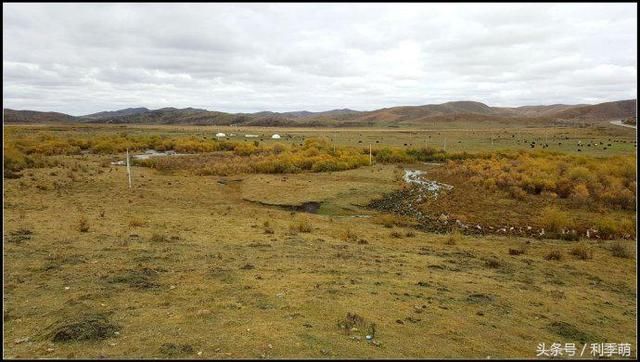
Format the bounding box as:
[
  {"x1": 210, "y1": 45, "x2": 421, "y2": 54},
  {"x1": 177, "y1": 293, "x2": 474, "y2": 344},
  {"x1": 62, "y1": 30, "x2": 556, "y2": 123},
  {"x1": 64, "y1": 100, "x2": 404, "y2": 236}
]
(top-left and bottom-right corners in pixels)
[{"x1": 245, "y1": 200, "x2": 322, "y2": 214}]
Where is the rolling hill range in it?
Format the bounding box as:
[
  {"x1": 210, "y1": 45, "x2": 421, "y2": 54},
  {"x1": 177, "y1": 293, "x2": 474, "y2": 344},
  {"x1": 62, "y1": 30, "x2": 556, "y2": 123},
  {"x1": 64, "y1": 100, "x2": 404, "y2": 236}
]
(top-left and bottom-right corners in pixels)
[
  {"x1": 3, "y1": 99, "x2": 636, "y2": 127},
  {"x1": 2, "y1": 110, "x2": 77, "y2": 124}
]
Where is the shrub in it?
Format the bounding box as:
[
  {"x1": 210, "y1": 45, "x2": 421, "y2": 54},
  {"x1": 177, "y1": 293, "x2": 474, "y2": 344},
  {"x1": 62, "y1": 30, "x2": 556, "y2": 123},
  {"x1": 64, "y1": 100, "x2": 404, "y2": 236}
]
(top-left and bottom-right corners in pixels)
[
  {"x1": 610, "y1": 242, "x2": 632, "y2": 259},
  {"x1": 50, "y1": 314, "x2": 119, "y2": 342},
  {"x1": 539, "y1": 207, "x2": 573, "y2": 233},
  {"x1": 3, "y1": 143, "x2": 30, "y2": 173},
  {"x1": 446, "y1": 153, "x2": 636, "y2": 212},
  {"x1": 262, "y1": 220, "x2": 274, "y2": 234},
  {"x1": 484, "y1": 258, "x2": 502, "y2": 268},
  {"x1": 445, "y1": 230, "x2": 461, "y2": 245},
  {"x1": 593, "y1": 217, "x2": 635, "y2": 239},
  {"x1": 571, "y1": 183, "x2": 590, "y2": 201},
  {"x1": 337, "y1": 312, "x2": 375, "y2": 337},
  {"x1": 149, "y1": 233, "x2": 168, "y2": 243},
  {"x1": 570, "y1": 245, "x2": 593, "y2": 260},
  {"x1": 544, "y1": 250, "x2": 563, "y2": 261},
  {"x1": 290, "y1": 218, "x2": 312, "y2": 233},
  {"x1": 78, "y1": 217, "x2": 90, "y2": 233},
  {"x1": 508, "y1": 186, "x2": 528, "y2": 200},
  {"x1": 508, "y1": 247, "x2": 526, "y2": 256},
  {"x1": 342, "y1": 229, "x2": 359, "y2": 242},
  {"x1": 129, "y1": 219, "x2": 145, "y2": 228}
]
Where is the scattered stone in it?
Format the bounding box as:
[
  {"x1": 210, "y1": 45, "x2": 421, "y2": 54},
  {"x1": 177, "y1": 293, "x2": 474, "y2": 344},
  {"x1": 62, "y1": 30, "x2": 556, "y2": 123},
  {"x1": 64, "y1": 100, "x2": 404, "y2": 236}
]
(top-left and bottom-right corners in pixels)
[
  {"x1": 14, "y1": 337, "x2": 30, "y2": 344},
  {"x1": 405, "y1": 317, "x2": 421, "y2": 323}
]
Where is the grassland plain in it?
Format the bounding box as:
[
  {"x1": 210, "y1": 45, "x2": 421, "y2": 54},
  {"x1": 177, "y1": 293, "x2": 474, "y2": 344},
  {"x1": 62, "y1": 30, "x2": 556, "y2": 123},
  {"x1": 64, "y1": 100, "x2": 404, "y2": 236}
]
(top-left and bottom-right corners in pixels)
[{"x1": 3, "y1": 123, "x2": 637, "y2": 359}]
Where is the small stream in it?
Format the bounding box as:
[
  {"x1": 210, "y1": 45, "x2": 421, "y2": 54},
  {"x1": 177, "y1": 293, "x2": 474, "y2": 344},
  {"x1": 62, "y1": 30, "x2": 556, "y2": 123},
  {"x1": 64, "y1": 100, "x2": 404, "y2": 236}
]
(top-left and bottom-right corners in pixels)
[
  {"x1": 111, "y1": 149, "x2": 187, "y2": 165},
  {"x1": 403, "y1": 169, "x2": 453, "y2": 195}
]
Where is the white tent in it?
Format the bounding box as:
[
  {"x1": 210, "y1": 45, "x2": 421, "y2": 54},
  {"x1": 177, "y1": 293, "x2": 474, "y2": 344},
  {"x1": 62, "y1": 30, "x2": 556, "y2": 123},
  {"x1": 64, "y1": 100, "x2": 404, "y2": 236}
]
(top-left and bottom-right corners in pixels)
[
  {"x1": 271, "y1": 134, "x2": 281, "y2": 139},
  {"x1": 216, "y1": 132, "x2": 226, "y2": 137},
  {"x1": 245, "y1": 134, "x2": 259, "y2": 138}
]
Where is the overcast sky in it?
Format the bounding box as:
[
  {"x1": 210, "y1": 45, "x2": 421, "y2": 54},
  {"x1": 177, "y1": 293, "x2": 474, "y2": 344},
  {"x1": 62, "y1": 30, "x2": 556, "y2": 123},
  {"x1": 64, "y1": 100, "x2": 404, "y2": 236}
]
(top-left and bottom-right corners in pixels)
[{"x1": 2, "y1": 3, "x2": 637, "y2": 115}]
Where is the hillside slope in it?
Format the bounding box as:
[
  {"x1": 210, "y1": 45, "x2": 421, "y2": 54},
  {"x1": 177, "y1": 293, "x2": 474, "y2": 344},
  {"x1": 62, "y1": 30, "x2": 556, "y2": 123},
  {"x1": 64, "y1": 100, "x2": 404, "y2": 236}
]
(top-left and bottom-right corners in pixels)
[{"x1": 3, "y1": 100, "x2": 636, "y2": 126}]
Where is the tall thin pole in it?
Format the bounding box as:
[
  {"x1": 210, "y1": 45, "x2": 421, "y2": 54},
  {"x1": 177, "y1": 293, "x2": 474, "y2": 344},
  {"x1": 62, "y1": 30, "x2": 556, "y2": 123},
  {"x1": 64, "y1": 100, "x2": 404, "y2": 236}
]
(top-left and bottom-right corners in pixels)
[{"x1": 126, "y1": 148, "x2": 132, "y2": 189}]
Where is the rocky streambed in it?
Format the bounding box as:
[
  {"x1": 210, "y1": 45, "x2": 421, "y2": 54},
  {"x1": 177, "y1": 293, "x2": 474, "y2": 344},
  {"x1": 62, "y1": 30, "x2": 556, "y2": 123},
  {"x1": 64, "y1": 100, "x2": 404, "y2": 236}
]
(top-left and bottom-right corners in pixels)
[
  {"x1": 402, "y1": 169, "x2": 453, "y2": 196},
  {"x1": 370, "y1": 169, "x2": 608, "y2": 239},
  {"x1": 369, "y1": 169, "x2": 456, "y2": 232}
]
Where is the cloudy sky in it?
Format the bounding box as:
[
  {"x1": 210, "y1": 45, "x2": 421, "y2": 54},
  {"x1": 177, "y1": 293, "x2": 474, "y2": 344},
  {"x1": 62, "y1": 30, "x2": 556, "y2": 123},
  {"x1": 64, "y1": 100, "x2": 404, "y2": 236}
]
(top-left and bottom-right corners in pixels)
[{"x1": 2, "y1": 3, "x2": 637, "y2": 115}]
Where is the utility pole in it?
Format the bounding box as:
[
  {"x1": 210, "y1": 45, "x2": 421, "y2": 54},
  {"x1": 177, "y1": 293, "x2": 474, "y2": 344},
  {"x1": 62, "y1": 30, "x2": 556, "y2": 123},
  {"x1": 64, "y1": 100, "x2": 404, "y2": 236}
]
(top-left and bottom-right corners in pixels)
[{"x1": 126, "y1": 148, "x2": 132, "y2": 189}]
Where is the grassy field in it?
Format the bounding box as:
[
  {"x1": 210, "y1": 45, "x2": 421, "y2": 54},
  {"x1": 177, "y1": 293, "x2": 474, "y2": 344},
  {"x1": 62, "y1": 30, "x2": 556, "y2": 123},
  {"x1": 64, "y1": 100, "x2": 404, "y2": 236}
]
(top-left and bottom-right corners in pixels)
[
  {"x1": 5, "y1": 121, "x2": 638, "y2": 156},
  {"x1": 3, "y1": 123, "x2": 637, "y2": 358}
]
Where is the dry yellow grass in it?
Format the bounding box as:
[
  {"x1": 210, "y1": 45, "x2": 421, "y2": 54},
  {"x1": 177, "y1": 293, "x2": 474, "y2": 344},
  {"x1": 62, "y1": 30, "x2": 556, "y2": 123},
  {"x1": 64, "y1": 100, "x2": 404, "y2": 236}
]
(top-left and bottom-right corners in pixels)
[
  {"x1": 2, "y1": 124, "x2": 637, "y2": 358},
  {"x1": 3, "y1": 153, "x2": 637, "y2": 359}
]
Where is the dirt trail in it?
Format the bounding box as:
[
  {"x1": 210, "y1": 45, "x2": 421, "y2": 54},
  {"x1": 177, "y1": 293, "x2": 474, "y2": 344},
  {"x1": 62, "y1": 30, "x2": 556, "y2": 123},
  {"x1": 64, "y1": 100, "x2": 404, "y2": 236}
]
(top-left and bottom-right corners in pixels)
[{"x1": 610, "y1": 120, "x2": 636, "y2": 129}]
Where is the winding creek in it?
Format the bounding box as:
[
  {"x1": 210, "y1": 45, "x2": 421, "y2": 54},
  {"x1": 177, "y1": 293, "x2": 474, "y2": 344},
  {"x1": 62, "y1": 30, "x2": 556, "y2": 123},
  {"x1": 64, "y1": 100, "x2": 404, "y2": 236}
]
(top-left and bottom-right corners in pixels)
[{"x1": 403, "y1": 169, "x2": 453, "y2": 196}]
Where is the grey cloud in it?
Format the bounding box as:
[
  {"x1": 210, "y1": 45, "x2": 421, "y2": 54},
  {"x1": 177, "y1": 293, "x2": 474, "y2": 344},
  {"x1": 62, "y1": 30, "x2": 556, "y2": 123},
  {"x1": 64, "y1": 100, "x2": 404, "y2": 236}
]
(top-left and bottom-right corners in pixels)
[{"x1": 2, "y1": 3, "x2": 637, "y2": 115}]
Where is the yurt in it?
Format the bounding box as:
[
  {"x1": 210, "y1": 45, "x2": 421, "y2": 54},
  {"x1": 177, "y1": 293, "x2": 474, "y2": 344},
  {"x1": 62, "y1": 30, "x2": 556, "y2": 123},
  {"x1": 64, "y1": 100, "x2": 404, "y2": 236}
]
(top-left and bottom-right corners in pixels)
[
  {"x1": 216, "y1": 132, "x2": 226, "y2": 137},
  {"x1": 271, "y1": 134, "x2": 281, "y2": 139}
]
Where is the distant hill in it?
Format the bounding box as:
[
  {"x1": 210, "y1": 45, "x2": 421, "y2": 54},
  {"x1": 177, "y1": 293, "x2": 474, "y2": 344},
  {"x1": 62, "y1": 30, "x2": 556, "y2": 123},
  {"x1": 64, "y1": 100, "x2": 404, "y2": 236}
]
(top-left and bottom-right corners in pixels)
[
  {"x1": 553, "y1": 99, "x2": 637, "y2": 121},
  {"x1": 3, "y1": 109, "x2": 76, "y2": 123},
  {"x1": 3, "y1": 100, "x2": 636, "y2": 126},
  {"x1": 82, "y1": 107, "x2": 150, "y2": 120},
  {"x1": 82, "y1": 107, "x2": 248, "y2": 125},
  {"x1": 249, "y1": 108, "x2": 360, "y2": 118},
  {"x1": 318, "y1": 100, "x2": 636, "y2": 126},
  {"x1": 504, "y1": 104, "x2": 590, "y2": 117}
]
